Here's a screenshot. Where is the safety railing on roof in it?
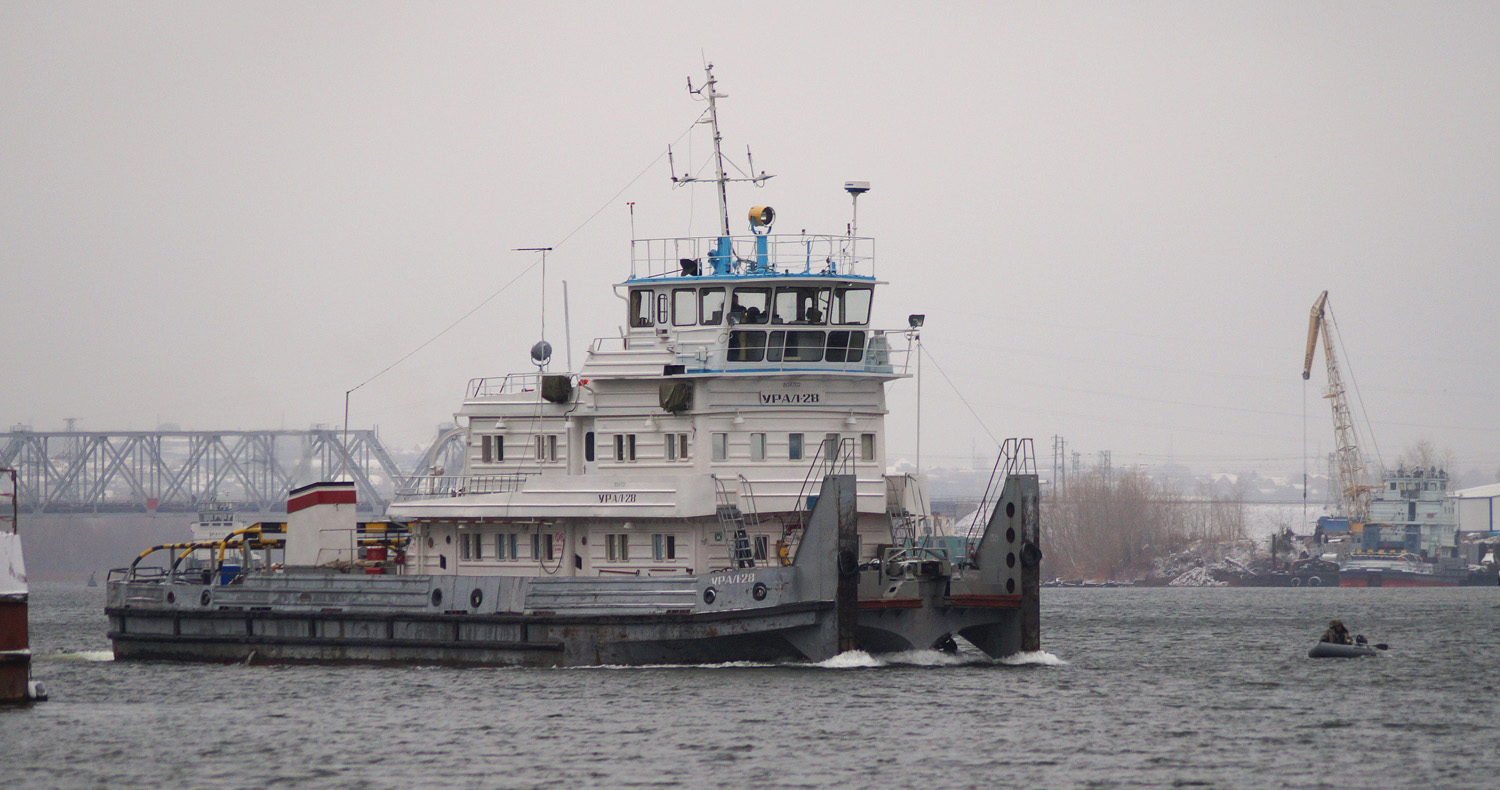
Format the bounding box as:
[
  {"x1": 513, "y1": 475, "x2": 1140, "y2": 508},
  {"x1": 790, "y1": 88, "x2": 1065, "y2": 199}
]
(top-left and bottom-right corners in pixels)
[
  {"x1": 629, "y1": 234, "x2": 875, "y2": 280},
  {"x1": 393, "y1": 473, "x2": 535, "y2": 502},
  {"x1": 467, "y1": 373, "x2": 546, "y2": 399}
]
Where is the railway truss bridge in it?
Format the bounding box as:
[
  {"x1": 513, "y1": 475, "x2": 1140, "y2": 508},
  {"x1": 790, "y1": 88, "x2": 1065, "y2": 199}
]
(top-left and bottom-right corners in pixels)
[{"x1": 0, "y1": 427, "x2": 463, "y2": 517}]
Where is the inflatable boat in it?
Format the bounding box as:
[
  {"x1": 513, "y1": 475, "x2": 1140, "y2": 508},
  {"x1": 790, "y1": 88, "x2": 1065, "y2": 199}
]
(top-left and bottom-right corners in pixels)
[{"x1": 1308, "y1": 641, "x2": 1380, "y2": 658}]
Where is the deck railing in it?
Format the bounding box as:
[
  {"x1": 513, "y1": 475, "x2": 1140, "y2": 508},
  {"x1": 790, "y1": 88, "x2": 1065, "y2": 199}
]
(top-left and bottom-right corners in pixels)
[
  {"x1": 393, "y1": 473, "x2": 535, "y2": 502},
  {"x1": 629, "y1": 234, "x2": 875, "y2": 280}
]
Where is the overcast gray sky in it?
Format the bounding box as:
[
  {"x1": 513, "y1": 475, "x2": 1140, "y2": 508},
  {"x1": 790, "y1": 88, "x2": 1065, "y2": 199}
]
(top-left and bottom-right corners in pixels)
[{"x1": 4, "y1": 2, "x2": 1498, "y2": 481}]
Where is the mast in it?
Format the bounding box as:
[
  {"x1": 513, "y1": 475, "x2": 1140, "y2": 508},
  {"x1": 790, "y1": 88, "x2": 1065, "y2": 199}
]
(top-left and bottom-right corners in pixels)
[
  {"x1": 674, "y1": 63, "x2": 774, "y2": 274},
  {"x1": 701, "y1": 64, "x2": 731, "y2": 237}
]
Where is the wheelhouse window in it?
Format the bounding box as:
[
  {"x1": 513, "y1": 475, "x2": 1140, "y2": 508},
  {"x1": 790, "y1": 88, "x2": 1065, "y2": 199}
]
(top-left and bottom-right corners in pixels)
[
  {"x1": 825, "y1": 331, "x2": 866, "y2": 363},
  {"x1": 656, "y1": 292, "x2": 669, "y2": 325},
  {"x1": 700, "y1": 287, "x2": 726, "y2": 325},
  {"x1": 750, "y1": 433, "x2": 766, "y2": 461},
  {"x1": 629, "y1": 290, "x2": 653, "y2": 327},
  {"x1": 665, "y1": 433, "x2": 689, "y2": 461},
  {"x1": 727, "y1": 331, "x2": 766, "y2": 362},
  {"x1": 832, "y1": 287, "x2": 873, "y2": 325},
  {"x1": 766, "y1": 331, "x2": 824, "y2": 363},
  {"x1": 789, "y1": 433, "x2": 804, "y2": 461},
  {"x1": 728, "y1": 287, "x2": 771, "y2": 324},
  {"x1": 672, "y1": 289, "x2": 697, "y2": 326},
  {"x1": 772, "y1": 286, "x2": 830, "y2": 325}
]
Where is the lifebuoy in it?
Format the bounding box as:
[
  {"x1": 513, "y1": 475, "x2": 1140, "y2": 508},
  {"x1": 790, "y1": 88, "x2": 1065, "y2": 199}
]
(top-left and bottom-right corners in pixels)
[{"x1": 470, "y1": 588, "x2": 483, "y2": 608}]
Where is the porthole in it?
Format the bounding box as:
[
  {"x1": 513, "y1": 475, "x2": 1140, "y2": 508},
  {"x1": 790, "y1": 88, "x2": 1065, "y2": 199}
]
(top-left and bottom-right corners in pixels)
[
  {"x1": 1006, "y1": 502, "x2": 1016, "y2": 518},
  {"x1": 431, "y1": 588, "x2": 444, "y2": 607},
  {"x1": 1006, "y1": 552, "x2": 1016, "y2": 568},
  {"x1": 1006, "y1": 527, "x2": 1016, "y2": 543},
  {"x1": 1006, "y1": 578, "x2": 1016, "y2": 594},
  {"x1": 199, "y1": 589, "x2": 211, "y2": 607},
  {"x1": 470, "y1": 588, "x2": 484, "y2": 608},
  {"x1": 703, "y1": 587, "x2": 717, "y2": 605},
  {"x1": 166, "y1": 591, "x2": 176, "y2": 605},
  {"x1": 752, "y1": 582, "x2": 768, "y2": 601}
]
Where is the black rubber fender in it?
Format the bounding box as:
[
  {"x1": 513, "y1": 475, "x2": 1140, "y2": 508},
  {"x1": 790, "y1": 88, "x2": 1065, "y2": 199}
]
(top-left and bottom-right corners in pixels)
[
  {"x1": 838, "y1": 549, "x2": 859, "y2": 578},
  {"x1": 1020, "y1": 541, "x2": 1043, "y2": 568}
]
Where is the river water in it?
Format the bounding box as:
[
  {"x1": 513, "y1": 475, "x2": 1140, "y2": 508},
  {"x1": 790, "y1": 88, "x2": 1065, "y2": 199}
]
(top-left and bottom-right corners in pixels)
[{"x1": 4, "y1": 584, "x2": 1497, "y2": 789}]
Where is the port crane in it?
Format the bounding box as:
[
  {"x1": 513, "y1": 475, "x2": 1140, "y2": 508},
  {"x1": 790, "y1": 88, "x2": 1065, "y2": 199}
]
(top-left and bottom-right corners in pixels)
[{"x1": 1302, "y1": 290, "x2": 1373, "y2": 523}]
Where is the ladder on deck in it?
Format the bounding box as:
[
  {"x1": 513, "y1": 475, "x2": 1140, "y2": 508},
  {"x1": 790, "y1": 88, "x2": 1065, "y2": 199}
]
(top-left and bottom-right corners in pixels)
[{"x1": 714, "y1": 477, "x2": 756, "y2": 569}]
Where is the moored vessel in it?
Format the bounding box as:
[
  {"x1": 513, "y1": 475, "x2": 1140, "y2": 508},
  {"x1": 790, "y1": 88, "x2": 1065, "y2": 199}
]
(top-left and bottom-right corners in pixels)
[
  {"x1": 2, "y1": 468, "x2": 47, "y2": 703},
  {"x1": 105, "y1": 65, "x2": 1041, "y2": 666}
]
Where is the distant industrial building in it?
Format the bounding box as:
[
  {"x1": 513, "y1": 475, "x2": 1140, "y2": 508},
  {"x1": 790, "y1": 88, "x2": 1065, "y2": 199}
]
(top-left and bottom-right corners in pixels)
[{"x1": 1452, "y1": 484, "x2": 1500, "y2": 535}]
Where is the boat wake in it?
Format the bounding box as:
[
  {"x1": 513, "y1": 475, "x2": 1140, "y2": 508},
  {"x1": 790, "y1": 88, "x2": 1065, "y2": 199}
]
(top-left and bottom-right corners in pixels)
[
  {"x1": 999, "y1": 650, "x2": 1068, "y2": 667},
  {"x1": 37, "y1": 650, "x2": 116, "y2": 663}
]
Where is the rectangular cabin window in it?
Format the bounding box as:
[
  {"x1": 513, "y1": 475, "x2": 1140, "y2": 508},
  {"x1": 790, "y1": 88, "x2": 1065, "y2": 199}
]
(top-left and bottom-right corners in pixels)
[
  {"x1": 727, "y1": 331, "x2": 766, "y2": 362},
  {"x1": 666, "y1": 433, "x2": 688, "y2": 461},
  {"x1": 766, "y1": 331, "x2": 824, "y2": 363},
  {"x1": 823, "y1": 433, "x2": 841, "y2": 462},
  {"x1": 459, "y1": 534, "x2": 471, "y2": 560},
  {"x1": 789, "y1": 433, "x2": 804, "y2": 461},
  {"x1": 495, "y1": 533, "x2": 512, "y2": 560},
  {"x1": 536, "y1": 435, "x2": 558, "y2": 463},
  {"x1": 614, "y1": 434, "x2": 637, "y2": 462},
  {"x1": 825, "y1": 331, "x2": 866, "y2": 363},
  {"x1": 728, "y1": 287, "x2": 771, "y2": 325},
  {"x1": 754, "y1": 535, "x2": 770, "y2": 561},
  {"x1": 750, "y1": 433, "x2": 766, "y2": 461},
  {"x1": 481, "y1": 435, "x2": 492, "y2": 463},
  {"x1": 832, "y1": 287, "x2": 873, "y2": 325},
  {"x1": 472, "y1": 533, "x2": 483, "y2": 560},
  {"x1": 653, "y1": 533, "x2": 676, "y2": 561},
  {"x1": 672, "y1": 289, "x2": 697, "y2": 326},
  {"x1": 606, "y1": 534, "x2": 629, "y2": 562},
  {"x1": 700, "y1": 288, "x2": 726, "y2": 325},
  {"x1": 656, "y1": 293, "x2": 669, "y2": 325},
  {"x1": 585, "y1": 432, "x2": 595, "y2": 462},
  {"x1": 629, "y1": 290, "x2": 652, "y2": 327},
  {"x1": 494, "y1": 435, "x2": 504, "y2": 461},
  {"x1": 712, "y1": 433, "x2": 728, "y2": 461},
  {"x1": 532, "y1": 533, "x2": 554, "y2": 561},
  {"x1": 772, "y1": 286, "x2": 831, "y2": 325},
  {"x1": 861, "y1": 433, "x2": 875, "y2": 461}
]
